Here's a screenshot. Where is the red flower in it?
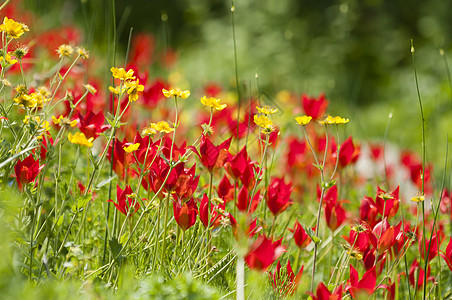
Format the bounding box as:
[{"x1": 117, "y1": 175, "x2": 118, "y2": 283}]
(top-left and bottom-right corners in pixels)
[
  {"x1": 360, "y1": 196, "x2": 379, "y2": 227},
  {"x1": 419, "y1": 232, "x2": 440, "y2": 262},
  {"x1": 76, "y1": 110, "x2": 110, "y2": 140},
  {"x1": 321, "y1": 185, "x2": 346, "y2": 231},
  {"x1": 408, "y1": 259, "x2": 432, "y2": 290},
  {"x1": 107, "y1": 138, "x2": 135, "y2": 180},
  {"x1": 375, "y1": 186, "x2": 400, "y2": 219},
  {"x1": 129, "y1": 33, "x2": 155, "y2": 68},
  {"x1": 325, "y1": 200, "x2": 346, "y2": 232},
  {"x1": 189, "y1": 135, "x2": 232, "y2": 172},
  {"x1": 217, "y1": 175, "x2": 234, "y2": 203},
  {"x1": 108, "y1": 185, "x2": 140, "y2": 217},
  {"x1": 173, "y1": 197, "x2": 198, "y2": 231},
  {"x1": 224, "y1": 146, "x2": 259, "y2": 190},
  {"x1": 289, "y1": 221, "x2": 311, "y2": 249},
  {"x1": 342, "y1": 225, "x2": 371, "y2": 254},
  {"x1": 440, "y1": 236, "x2": 452, "y2": 271},
  {"x1": 245, "y1": 235, "x2": 286, "y2": 271},
  {"x1": 236, "y1": 185, "x2": 261, "y2": 213},
  {"x1": 346, "y1": 265, "x2": 376, "y2": 299},
  {"x1": 301, "y1": 93, "x2": 329, "y2": 119},
  {"x1": 269, "y1": 260, "x2": 304, "y2": 296},
  {"x1": 204, "y1": 83, "x2": 222, "y2": 97},
  {"x1": 199, "y1": 194, "x2": 222, "y2": 228},
  {"x1": 142, "y1": 78, "x2": 169, "y2": 109},
  {"x1": 370, "y1": 219, "x2": 402, "y2": 255},
  {"x1": 38, "y1": 135, "x2": 54, "y2": 161},
  {"x1": 369, "y1": 143, "x2": 383, "y2": 161},
  {"x1": 333, "y1": 136, "x2": 360, "y2": 168},
  {"x1": 308, "y1": 282, "x2": 343, "y2": 300},
  {"x1": 267, "y1": 177, "x2": 293, "y2": 216},
  {"x1": 14, "y1": 154, "x2": 45, "y2": 191},
  {"x1": 225, "y1": 146, "x2": 248, "y2": 179}
]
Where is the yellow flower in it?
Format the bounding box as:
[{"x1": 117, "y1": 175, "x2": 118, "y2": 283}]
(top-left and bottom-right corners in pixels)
[
  {"x1": 108, "y1": 85, "x2": 127, "y2": 95},
  {"x1": 14, "y1": 93, "x2": 31, "y2": 107},
  {"x1": 162, "y1": 88, "x2": 190, "y2": 99},
  {"x1": 110, "y1": 67, "x2": 135, "y2": 81},
  {"x1": 68, "y1": 132, "x2": 94, "y2": 148},
  {"x1": 83, "y1": 84, "x2": 97, "y2": 95},
  {"x1": 346, "y1": 249, "x2": 363, "y2": 260},
  {"x1": 411, "y1": 194, "x2": 425, "y2": 203},
  {"x1": 52, "y1": 115, "x2": 78, "y2": 127},
  {"x1": 295, "y1": 115, "x2": 312, "y2": 126},
  {"x1": 125, "y1": 79, "x2": 144, "y2": 102},
  {"x1": 319, "y1": 115, "x2": 349, "y2": 125},
  {"x1": 0, "y1": 17, "x2": 28, "y2": 39},
  {"x1": 24, "y1": 115, "x2": 50, "y2": 132},
  {"x1": 28, "y1": 92, "x2": 49, "y2": 108},
  {"x1": 150, "y1": 121, "x2": 175, "y2": 134},
  {"x1": 23, "y1": 115, "x2": 33, "y2": 124},
  {"x1": 123, "y1": 143, "x2": 140, "y2": 153},
  {"x1": 76, "y1": 47, "x2": 89, "y2": 59},
  {"x1": 15, "y1": 84, "x2": 27, "y2": 94},
  {"x1": 0, "y1": 53, "x2": 17, "y2": 67},
  {"x1": 200, "y1": 96, "x2": 227, "y2": 111},
  {"x1": 142, "y1": 126, "x2": 158, "y2": 137},
  {"x1": 40, "y1": 120, "x2": 50, "y2": 132},
  {"x1": 38, "y1": 87, "x2": 51, "y2": 97},
  {"x1": 56, "y1": 44, "x2": 74, "y2": 58},
  {"x1": 256, "y1": 105, "x2": 278, "y2": 115},
  {"x1": 254, "y1": 114, "x2": 275, "y2": 134}
]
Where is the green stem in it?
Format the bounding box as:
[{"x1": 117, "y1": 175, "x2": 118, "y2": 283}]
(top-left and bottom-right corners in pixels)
[{"x1": 160, "y1": 191, "x2": 171, "y2": 271}]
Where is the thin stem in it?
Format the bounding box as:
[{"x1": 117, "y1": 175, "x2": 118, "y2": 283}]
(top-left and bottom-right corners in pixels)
[{"x1": 160, "y1": 191, "x2": 171, "y2": 271}]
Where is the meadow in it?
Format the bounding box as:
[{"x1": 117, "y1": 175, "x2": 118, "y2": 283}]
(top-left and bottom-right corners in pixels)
[{"x1": 1, "y1": 0, "x2": 452, "y2": 299}]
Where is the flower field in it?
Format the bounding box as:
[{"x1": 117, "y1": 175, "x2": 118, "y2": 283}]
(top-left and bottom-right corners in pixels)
[{"x1": 1, "y1": 0, "x2": 452, "y2": 299}]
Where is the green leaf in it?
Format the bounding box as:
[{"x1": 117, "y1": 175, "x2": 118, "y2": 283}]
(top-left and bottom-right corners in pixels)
[
  {"x1": 321, "y1": 179, "x2": 337, "y2": 189},
  {"x1": 76, "y1": 194, "x2": 92, "y2": 210},
  {"x1": 109, "y1": 237, "x2": 123, "y2": 257},
  {"x1": 56, "y1": 214, "x2": 64, "y2": 227},
  {"x1": 95, "y1": 175, "x2": 117, "y2": 189},
  {"x1": 120, "y1": 232, "x2": 129, "y2": 245},
  {"x1": 305, "y1": 227, "x2": 321, "y2": 245}
]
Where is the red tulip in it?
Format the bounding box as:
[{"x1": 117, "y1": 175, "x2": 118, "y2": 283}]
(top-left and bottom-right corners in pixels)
[
  {"x1": 245, "y1": 235, "x2": 286, "y2": 271},
  {"x1": 190, "y1": 135, "x2": 232, "y2": 172},
  {"x1": 14, "y1": 154, "x2": 45, "y2": 190},
  {"x1": 408, "y1": 259, "x2": 432, "y2": 290},
  {"x1": 173, "y1": 197, "x2": 198, "y2": 231},
  {"x1": 308, "y1": 282, "x2": 343, "y2": 300},
  {"x1": 108, "y1": 185, "x2": 140, "y2": 217},
  {"x1": 236, "y1": 185, "x2": 261, "y2": 213},
  {"x1": 360, "y1": 196, "x2": 379, "y2": 227},
  {"x1": 375, "y1": 186, "x2": 400, "y2": 219},
  {"x1": 141, "y1": 78, "x2": 169, "y2": 109},
  {"x1": 332, "y1": 136, "x2": 360, "y2": 168},
  {"x1": 199, "y1": 193, "x2": 222, "y2": 228},
  {"x1": 301, "y1": 93, "x2": 329, "y2": 119},
  {"x1": 289, "y1": 221, "x2": 311, "y2": 249},
  {"x1": 346, "y1": 265, "x2": 376, "y2": 299},
  {"x1": 419, "y1": 232, "x2": 440, "y2": 262},
  {"x1": 267, "y1": 177, "x2": 293, "y2": 216},
  {"x1": 325, "y1": 200, "x2": 346, "y2": 232},
  {"x1": 217, "y1": 175, "x2": 234, "y2": 203},
  {"x1": 76, "y1": 110, "x2": 110, "y2": 139},
  {"x1": 440, "y1": 237, "x2": 452, "y2": 271},
  {"x1": 321, "y1": 185, "x2": 346, "y2": 231}
]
